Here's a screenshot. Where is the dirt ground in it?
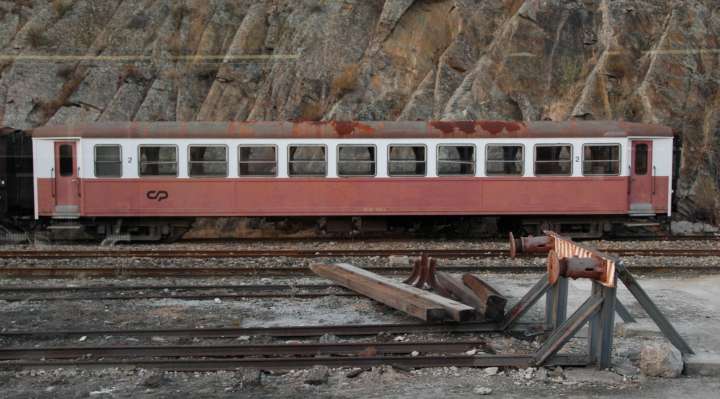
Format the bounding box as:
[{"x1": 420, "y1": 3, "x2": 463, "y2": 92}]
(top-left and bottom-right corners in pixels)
[{"x1": 1, "y1": 249, "x2": 719, "y2": 398}]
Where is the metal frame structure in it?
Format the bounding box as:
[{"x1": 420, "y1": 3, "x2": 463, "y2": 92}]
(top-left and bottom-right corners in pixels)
[
  {"x1": 504, "y1": 231, "x2": 693, "y2": 368},
  {"x1": 404, "y1": 231, "x2": 693, "y2": 369}
]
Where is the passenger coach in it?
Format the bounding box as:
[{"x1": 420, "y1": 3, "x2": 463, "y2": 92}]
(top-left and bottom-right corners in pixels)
[{"x1": 30, "y1": 121, "x2": 674, "y2": 241}]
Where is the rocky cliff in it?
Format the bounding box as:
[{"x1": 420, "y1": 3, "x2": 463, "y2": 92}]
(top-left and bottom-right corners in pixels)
[{"x1": 0, "y1": 0, "x2": 718, "y2": 222}]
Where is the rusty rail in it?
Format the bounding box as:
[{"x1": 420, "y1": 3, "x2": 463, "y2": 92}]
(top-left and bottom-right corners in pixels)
[
  {"x1": 1, "y1": 248, "x2": 720, "y2": 260},
  {"x1": 0, "y1": 341, "x2": 489, "y2": 361},
  {"x1": 0, "y1": 321, "x2": 541, "y2": 340},
  {"x1": 1, "y1": 354, "x2": 587, "y2": 371},
  {"x1": 0, "y1": 264, "x2": 717, "y2": 279}
]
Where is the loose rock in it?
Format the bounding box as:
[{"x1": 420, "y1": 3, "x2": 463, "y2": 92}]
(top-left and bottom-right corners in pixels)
[
  {"x1": 235, "y1": 368, "x2": 262, "y2": 390},
  {"x1": 473, "y1": 386, "x2": 493, "y2": 395},
  {"x1": 640, "y1": 343, "x2": 684, "y2": 378},
  {"x1": 142, "y1": 374, "x2": 168, "y2": 388},
  {"x1": 304, "y1": 366, "x2": 330, "y2": 385},
  {"x1": 319, "y1": 333, "x2": 338, "y2": 344}
]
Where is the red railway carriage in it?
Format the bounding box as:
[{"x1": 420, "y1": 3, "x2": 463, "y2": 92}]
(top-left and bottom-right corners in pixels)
[{"x1": 31, "y1": 120, "x2": 673, "y2": 241}]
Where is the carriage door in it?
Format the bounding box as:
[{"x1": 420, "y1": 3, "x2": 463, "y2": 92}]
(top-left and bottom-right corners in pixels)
[
  {"x1": 629, "y1": 141, "x2": 653, "y2": 214},
  {"x1": 53, "y1": 142, "x2": 80, "y2": 217}
]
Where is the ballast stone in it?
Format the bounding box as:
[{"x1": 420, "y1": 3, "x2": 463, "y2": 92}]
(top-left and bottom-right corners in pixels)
[{"x1": 640, "y1": 343, "x2": 684, "y2": 378}]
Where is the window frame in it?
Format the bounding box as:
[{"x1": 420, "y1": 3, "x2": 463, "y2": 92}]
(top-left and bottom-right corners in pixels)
[
  {"x1": 93, "y1": 144, "x2": 123, "y2": 178},
  {"x1": 336, "y1": 144, "x2": 377, "y2": 178},
  {"x1": 287, "y1": 144, "x2": 328, "y2": 178},
  {"x1": 138, "y1": 144, "x2": 179, "y2": 178},
  {"x1": 187, "y1": 144, "x2": 229, "y2": 178},
  {"x1": 387, "y1": 144, "x2": 428, "y2": 177},
  {"x1": 484, "y1": 143, "x2": 524, "y2": 176},
  {"x1": 238, "y1": 144, "x2": 279, "y2": 178},
  {"x1": 582, "y1": 143, "x2": 622, "y2": 176},
  {"x1": 533, "y1": 143, "x2": 573, "y2": 176},
  {"x1": 436, "y1": 143, "x2": 476, "y2": 177}
]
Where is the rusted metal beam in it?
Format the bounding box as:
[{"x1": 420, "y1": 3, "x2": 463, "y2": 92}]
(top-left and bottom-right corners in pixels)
[
  {"x1": 615, "y1": 261, "x2": 693, "y2": 355},
  {"x1": 614, "y1": 299, "x2": 636, "y2": 323},
  {"x1": 509, "y1": 233, "x2": 554, "y2": 258},
  {"x1": 501, "y1": 275, "x2": 551, "y2": 331},
  {"x1": 462, "y1": 274, "x2": 507, "y2": 321},
  {"x1": 548, "y1": 252, "x2": 607, "y2": 284},
  {"x1": 545, "y1": 277, "x2": 568, "y2": 330},
  {"x1": 310, "y1": 263, "x2": 474, "y2": 322},
  {"x1": 534, "y1": 294, "x2": 604, "y2": 366},
  {"x1": 588, "y1": 280, "x2": 618, "y2": 368}
]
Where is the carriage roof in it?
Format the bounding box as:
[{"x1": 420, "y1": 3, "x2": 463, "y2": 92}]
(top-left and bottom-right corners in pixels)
[{"x1": 31, "y1": 120, "x2": 673, "y2": 140}]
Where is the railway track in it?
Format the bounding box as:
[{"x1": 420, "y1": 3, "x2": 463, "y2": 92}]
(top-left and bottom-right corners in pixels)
[
  {"x1": 0, "y1": 322, "x2": 569, "y2": 370},
  {"x1": 0, "y1": 354, "x2": 587, "y2": 371},
  {"x1": 0, "y1": 284, "x2": 352, "y2": 301},
  {"x1": 1, "y1": 247, "x2": 720, "y2": 259},
  {"x1": 0, "y1": 321, "x2": 542, "y2": 340},
  {"x1": 0, "y1": 263, "x2": 717, "y2": 279},
  {"x1": 0, "y1": 341, "x2": 490, "y2": 360}
]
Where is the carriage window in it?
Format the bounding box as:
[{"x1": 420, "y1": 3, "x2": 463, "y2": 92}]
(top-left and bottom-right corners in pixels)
[
  {"x1": 535, "y1": 145, "x2": 572, "y2": 176},
  {"x1": 288, "y1": 145, "x2": 326, "y2": 177},
  {"x1": 239, "y1": 145, "x2": 277, "y2": 176},
  {"x1": 388, "y1": 145, "x2": 426, "y2": 176},
  {"x1": 438, "y1": 145, "x2": 475, "y2": 176},
  {"x1": 583, "y1": 145, "x2": 620, "y2": 176},
  {"x1": 188, "y1": 145, "x2": 227, "y2": 177},
  {"x1": 59, "y1": 144, "x2": 73, "y2": 176},
  {"x1": 338, "y1": 145, "x2": 376, "y2": 177},
  {"x1": 485, "y1": 145, "x2": 523, "y2": 176},
  {"x1": 634, "y1": 144, "x2": 648, "y2": 175},
  {"x1": 94, "y1": 145, "x2": 122, "y2": 177},
  {"x1": 139, "y1": 145, "x2": 177, "y2": 177}
]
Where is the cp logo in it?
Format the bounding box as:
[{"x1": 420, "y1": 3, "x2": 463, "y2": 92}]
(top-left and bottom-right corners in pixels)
[{"x1": 146, "y1": 190, "x2": 169, "y2": 202}]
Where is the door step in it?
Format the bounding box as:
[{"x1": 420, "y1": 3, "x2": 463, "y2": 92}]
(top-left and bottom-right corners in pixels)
[
  {"x1": 47, "y1": 224, "x2": 84, "y2": 230},
  {"x1": 624, "y1": 222, "x2": 662, "y2": 228},
  {"x1": 53, "y1": 205, "x2": 80, "y2": 219},
  {"x1": 629, "y1": 203, "x2": 655, "y2": 217}
]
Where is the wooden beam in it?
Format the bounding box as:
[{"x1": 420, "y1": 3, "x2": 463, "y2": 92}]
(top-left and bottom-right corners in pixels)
[
  {"x1": 462, "y1": 274, "x2": 507, "y2": 321},
  {"x1": 310, "y1": 263, "x2": 474, "y2": 322},
  {"x1": 435, "y1": 271, "x2": 485, "y2": 319}
]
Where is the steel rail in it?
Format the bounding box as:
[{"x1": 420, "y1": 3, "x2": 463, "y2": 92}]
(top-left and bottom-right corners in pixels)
[
  {"x1": 0, "y1": 292, "x2": 358, "y2": 302},
  {"x1": 1, "y1": 248, "x2": 720, "y2": 259},
  {"x1": 0, "y1": 284, "x2": 338, "y2": 293},
  {"x1": 0, "y1": 341, "x2": 488, "y2": 361},
  {"x1": 0, "y1": 249, "x2": 507, "y2": 259},
  {"x1": 0, "y1": 283, "x2": 351, "y2": 301},
  {"x1": 0, "y1": 354, "x2": 587, "y2": 370},
  {"x1": 0, "y1": 321, "x2": 542, "y2": 339},
  {"x1": 0, "y1": 264, "x2": 717, "y2": 279},
  {"x1": 0, "y1": 248, "x2": 716, "y2": 259}
]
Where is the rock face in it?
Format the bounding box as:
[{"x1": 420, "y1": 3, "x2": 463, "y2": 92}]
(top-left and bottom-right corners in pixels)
[
  {"x1": 0, "y1": 0, "x2": 719, "y2": 221},
  {"x1": 640, "y1": 342, "x2": 684, "y2": 378}
]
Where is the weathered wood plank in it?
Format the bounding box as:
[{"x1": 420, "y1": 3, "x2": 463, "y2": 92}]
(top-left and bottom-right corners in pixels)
[
  {"x1": 435, "y1": 271, "x2": 485, "y2": 317},
  {"x1": 462, "y1": 274, "x2": 507, "y2": 321},
  {"x1": 310, "y1": 263, "x2": 474, "y2": 322}
]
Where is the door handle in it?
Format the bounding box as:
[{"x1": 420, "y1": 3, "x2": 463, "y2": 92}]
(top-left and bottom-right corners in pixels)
[
  {"x1": 652, "y1": 166, "x2": 656, "y2": 195},
  {"x1": 73, "y1": 178, "x2": 82, "y2": 197},
  {"x1": 51, "y1": 168, "x2": 56, "y2": 198}
]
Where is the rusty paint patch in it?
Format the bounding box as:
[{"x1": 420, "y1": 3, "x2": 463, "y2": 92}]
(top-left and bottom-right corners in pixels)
[
  {"x1": 430, "y1": 121, "x2": 476, "y2": 134},
  {"x1": 479, "y1": 121, "x2": 524, "y2": 135},
  {"x1": 332, "y1": 121, "x2": 357, "y2": 136}
]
